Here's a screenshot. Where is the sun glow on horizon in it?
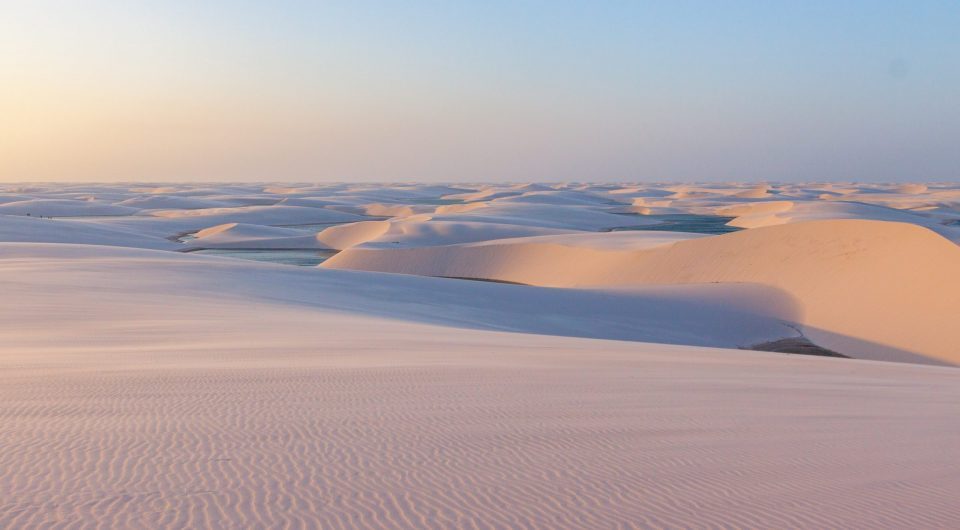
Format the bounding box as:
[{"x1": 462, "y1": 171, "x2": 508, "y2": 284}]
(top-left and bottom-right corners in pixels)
[{"x1": 2, "y1": 1, "x2": 958, "y2": 182}]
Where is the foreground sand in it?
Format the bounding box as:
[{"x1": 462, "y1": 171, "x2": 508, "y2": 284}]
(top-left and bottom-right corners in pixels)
[{"x1": 4, "y1": 334, "x2": 960, "y2": 528}]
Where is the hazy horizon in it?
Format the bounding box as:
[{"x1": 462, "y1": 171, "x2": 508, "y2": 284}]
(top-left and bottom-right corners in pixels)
[{"x1": 2, "y1": 1, "x2": 958, "y2": 183}]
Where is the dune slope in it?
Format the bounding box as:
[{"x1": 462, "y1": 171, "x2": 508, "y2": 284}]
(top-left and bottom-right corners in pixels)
[
  {"x1": 326, "y1": 220, "x2": 960, "y2": 364},
  {"x1": 2, "y1": 243, "x2": 960, "y2": 528}
]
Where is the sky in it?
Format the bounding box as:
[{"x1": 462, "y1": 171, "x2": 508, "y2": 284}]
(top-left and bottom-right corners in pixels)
[{"x1": 1, "y1": 0, "x2": 958, "y2": 182}]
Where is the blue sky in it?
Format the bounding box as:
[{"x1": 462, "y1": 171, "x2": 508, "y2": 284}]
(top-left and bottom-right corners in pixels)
[{"x1": 1, "y1": 1, "x2": 957, "y2": 181}]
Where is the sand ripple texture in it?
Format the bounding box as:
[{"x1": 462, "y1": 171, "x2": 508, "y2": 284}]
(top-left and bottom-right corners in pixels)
[{"x1": 2, "y1": 353, "x2": 960, "y2": 529}]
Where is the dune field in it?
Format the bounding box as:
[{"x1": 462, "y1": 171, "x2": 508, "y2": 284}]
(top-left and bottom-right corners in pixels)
[{"x1": 2, "y1": 182, "x2": 960, "y2": 528}]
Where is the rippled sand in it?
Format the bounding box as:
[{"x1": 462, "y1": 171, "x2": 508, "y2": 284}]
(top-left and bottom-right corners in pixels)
[{"x1": 4, "y1": 344, "x2": 960, "y2": 528}]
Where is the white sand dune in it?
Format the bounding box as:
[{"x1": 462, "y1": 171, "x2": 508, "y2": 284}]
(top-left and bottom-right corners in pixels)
[
  {"x1": 493, "y1": 190, "x2": 626, "y2": 206},
  {"x1": 719, "y1": 198, "x2": 960, "y2": 239},
  {"x1": 0, "y1": 214, "x2": 176, "y2": 249},
  {"x1": 316, "y1": 220, "x2": 393, "y2": 250},
  {"x1": 3, "y1": 182, "x2": 960, "y2": 528},
  {"x1": 116, "y1": 195, "x2": 236, "y2": 210},
  {"x1": 361, "y1": 202, "x2": 424, "y2": 217},
  {"x1": 183, "y1": 219, "x2": 575, "y2": 251},
  {"x1": 0, "y1": 243, "x2": 798, "y2": 348},
  {"x1": 895, "y1": 183, "x2": 929, "y2": 194},
  {"x1": 149, "y1": 204, "x2": 366, "y2": 224},
  {"x1": 67, "y1": 204, "x2": 371, "y2": 241},
  {"x1": 433, "y1": 201, "x2": 489, "y2": 214},
  {"x1": 716, "y1": 200, "x2": 795, "y2": 228},
  {"x1": 186, "y1": 223, "x2": 334, "y2": 250},
  {"x1": 205, "y1": 194, "x2": 285, "y2": 206},
  {"x1": 356, "y1": 219, "x2": 579, "y2": 249},
  {"x1": 732, "y1": 184, "x2": 771, "y2": 198},
  {"x1": 430, "y1": 202, "x2": 652, "y2": 230},
  {"x1": 326, "y1": 219, "x2": 960, "y2": 365},
  {"x1": 0, "y1": 194, "x2": 35, "y2": 205},
  {"x1": 0, "y1": 198, "x2": 140, "y2": 217}
]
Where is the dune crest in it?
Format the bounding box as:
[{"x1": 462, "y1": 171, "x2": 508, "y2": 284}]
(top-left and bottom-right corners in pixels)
[
  {"x1": 434, "y1": 201, "x2": 488, "y2": 214},
  {"x1": 317, "y1": 220, "x2": 392, "y2": 249},
  {"x1": 732, "y1": 184, "x2": 771, "y2": 198},
  {"x1": 717, "y1": 201, "x2": 795, "y2": 228}
]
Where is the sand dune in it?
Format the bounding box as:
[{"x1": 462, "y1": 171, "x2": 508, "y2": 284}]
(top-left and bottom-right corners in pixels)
[
  {"x1": 326, "y1": 219, "x2": 960, "y2": 365},
  {"x1": 716, "y1": 200, "x2": 794, "y2": 228},
  {"x1": 0, "y1": 243, "x2": 797, "y2": 348},
  {"x1": 361, "y1": 203, "x2": 425, "y2": 217},
  {"x1": 719, "y1": 199, "x2": 959, "y2": 239},
  {"x1": 494, "y1": 190, "x2": 625, "y2": 206},
  {"x1": 149, "y1": 204, "x2": 366, "y2": 224},
  {"x1": 732, "y1": 183, "x2": 772, "y2": 198},
  {"x1": 71, "y1": 205, "x2": 373, "y2": 242},
  {"x1": 0, "y1": 198, "x2": 140, "y2": 217},
  {"x1": 316, "y1": 220, "x2": 393, "y2": 250},
  {"x1": 358, "y1": 220, "x2": 579, "y2": 249},
  {"x1": 116, "y1": 195, "x2": 235, "y2": 210},
  {"x1": 433, "y1": 201, "x2": 489, "y2": 215},
  {"x1": 430, "y1": 202, "x2": 646, "y2": 230},
  {"x1": 185, "y1": 223, "x2": 334, "y2": 250},
  {"x1": 0, "y1": 214, "x2": 176, "y2": 249}
]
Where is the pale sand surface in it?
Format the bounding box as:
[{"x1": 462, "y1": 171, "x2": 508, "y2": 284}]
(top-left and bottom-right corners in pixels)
[
  {"x1": 2, "y1": 182, "x2": 960, "y2": 528},
  {"x1": 1, "y1": 242, "x2": 959, "y2": 528},
  {"x1": 4, "y1": 342, "x2": 960, "y2": 529}
]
